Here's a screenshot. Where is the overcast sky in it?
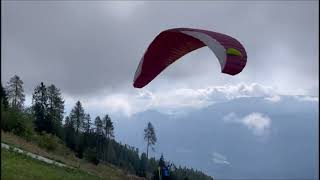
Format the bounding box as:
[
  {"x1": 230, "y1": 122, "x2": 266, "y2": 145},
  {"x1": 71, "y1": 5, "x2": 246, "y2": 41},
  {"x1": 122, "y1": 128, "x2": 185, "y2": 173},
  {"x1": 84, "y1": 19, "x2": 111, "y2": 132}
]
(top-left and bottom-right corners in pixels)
[{"x1": 2, "y1": 1, "x2": 319, "y2": 117}]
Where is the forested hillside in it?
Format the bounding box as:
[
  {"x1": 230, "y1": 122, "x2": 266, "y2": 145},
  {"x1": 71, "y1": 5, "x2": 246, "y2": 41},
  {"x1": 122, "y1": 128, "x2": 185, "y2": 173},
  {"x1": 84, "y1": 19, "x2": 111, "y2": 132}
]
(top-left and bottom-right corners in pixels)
[{"x1": 1, "y1": 74, "x2": 213, "y2": 180}]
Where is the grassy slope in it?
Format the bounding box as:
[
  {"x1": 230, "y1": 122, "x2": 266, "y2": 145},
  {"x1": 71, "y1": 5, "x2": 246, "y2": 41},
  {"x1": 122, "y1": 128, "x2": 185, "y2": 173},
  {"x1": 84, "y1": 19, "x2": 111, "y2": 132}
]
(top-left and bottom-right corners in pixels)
[
  {"x1": 1, "y1": 131, "x2": 79, "y2": 167},
  {"x1": 1, "y1": 149, "x2": 101, "y2": 180},
  {"x1": 1, "y1": 131, "x2": 144, "y2": 180}
]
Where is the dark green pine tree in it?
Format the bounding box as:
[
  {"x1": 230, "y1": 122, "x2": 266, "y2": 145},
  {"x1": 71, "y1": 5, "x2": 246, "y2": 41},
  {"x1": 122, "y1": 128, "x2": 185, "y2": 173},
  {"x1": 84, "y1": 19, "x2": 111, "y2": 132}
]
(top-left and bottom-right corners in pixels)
[
  {"x1": 94, "y1": 116, "x2": 103, "y2": 136},
  {"x1": 94, "y1": 116, "x2": 104, "y2": 159},
  {"x1": 47, "y1": 84, "x2": 64, "y2": 138},
  {"x1": 32, "y1": 82, "x2": 51, "y2": 133},
  {"x1": 106, "y1": 140, "x2": 117, "y2": 164},
  {"x1": 69, "y1": 101, "x2": 85, "y2": 134},
  {"x1": 139, "y1": 152, "x2": 148, "y2": 177},
  {"x1": 148, "y1": 157, "x2": 158, "y2": 174},
  {"x1": 68, "y1": 101, "x2": 86, "y2": 157},
  {"x1": 1, "y1": 83, "x2": 9, "y2": 109},
  {"x1": 144, "y1": 122, "x2": 157, "y2": 159},
  {"x1": 64, "y1": 116, "x2": 76, "y2": 151},
  {"x1": 103, "y1": 114, "x2": 114, "y2": 139},
  {"x1": 82, "y1": 113, "x2": 92, "y2": 148},
  {"x1": 6, "y1": 75, "x2": 25, "y2": 110},
  {"x1": 84, "y1": 113, "x2": 91, "y2": 134}
]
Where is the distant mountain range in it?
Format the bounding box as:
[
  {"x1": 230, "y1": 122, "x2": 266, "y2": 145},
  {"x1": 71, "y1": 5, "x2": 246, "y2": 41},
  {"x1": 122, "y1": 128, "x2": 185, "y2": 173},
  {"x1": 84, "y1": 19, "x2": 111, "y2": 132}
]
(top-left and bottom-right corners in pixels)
[{"x1": 114, "y1": 95, "x2": 319, "y2": 179}]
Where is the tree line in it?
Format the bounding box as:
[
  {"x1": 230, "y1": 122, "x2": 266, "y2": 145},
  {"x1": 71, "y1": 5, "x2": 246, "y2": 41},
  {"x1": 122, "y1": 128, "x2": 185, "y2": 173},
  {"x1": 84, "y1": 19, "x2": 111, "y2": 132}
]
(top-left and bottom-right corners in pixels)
[{"x1": 1, "y1": 75, "x2": 213, "y2": 180}]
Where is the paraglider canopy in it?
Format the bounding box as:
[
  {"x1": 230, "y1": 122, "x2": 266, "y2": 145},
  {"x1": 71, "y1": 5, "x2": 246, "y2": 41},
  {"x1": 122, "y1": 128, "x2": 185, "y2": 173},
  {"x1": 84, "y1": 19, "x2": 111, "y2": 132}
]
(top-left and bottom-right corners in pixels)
[{"x1": 133, "y1": 28, "x2": 247, "y2": 88}]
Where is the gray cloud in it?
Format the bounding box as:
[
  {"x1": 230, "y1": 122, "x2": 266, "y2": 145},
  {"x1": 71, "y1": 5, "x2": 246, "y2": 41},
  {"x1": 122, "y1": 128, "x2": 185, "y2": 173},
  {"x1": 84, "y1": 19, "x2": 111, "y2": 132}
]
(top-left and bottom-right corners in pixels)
[{"x1": 2, "y1": 1, "x2": 318, "y2": 98}]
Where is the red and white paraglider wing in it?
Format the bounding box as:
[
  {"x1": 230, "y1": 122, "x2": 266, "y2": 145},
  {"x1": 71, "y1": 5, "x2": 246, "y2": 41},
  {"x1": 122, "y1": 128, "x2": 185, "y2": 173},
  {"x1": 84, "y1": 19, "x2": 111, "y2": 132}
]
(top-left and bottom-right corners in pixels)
[{"x1": 133, "y1": 28, "x2": 247, "y2": 88}]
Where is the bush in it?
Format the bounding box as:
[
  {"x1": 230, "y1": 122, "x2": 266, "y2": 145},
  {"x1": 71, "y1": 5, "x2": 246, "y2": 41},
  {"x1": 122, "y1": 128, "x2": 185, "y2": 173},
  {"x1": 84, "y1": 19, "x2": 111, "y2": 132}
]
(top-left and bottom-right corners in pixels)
[
  {"x1": 84, "y1": 147, "x2": 99, "y2": 165},
  {"x1": 35, "y1": 132, "x2": 60, "y2": 151},
  {"x1": 1, "y1": 106, "x2": 34, "y2": 139}
]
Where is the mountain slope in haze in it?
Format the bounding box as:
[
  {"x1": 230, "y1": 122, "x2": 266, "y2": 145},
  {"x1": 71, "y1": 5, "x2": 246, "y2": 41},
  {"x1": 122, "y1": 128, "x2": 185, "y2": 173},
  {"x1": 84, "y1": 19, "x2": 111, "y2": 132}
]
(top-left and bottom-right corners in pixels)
[{"x1": 114, "y1": 95, "x2": 319, "y2": 179}]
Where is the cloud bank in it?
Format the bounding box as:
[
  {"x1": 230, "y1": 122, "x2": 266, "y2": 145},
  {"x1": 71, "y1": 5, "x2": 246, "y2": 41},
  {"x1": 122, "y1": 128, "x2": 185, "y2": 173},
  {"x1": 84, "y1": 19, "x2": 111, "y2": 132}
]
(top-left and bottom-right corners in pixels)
[
  {"x1": 74, "y1": 83, "x2": 276, "y2": 117},
  {"x1": 72, "y1": 82, "x2": 319, "y2": 118}
]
